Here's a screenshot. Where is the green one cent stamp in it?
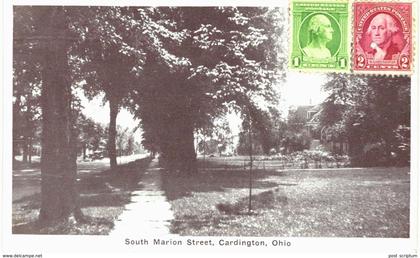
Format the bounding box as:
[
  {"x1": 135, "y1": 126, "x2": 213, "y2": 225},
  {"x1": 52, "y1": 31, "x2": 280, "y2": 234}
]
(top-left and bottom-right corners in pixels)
[{"x1": 290, "y1": 1, "x2": 349, "y2": 71}]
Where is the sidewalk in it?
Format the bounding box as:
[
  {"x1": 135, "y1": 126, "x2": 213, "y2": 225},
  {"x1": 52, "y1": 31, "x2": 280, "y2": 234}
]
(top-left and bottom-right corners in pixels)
[{"x1": 109, "y1": 159, "x2": 176, "y2": 236}]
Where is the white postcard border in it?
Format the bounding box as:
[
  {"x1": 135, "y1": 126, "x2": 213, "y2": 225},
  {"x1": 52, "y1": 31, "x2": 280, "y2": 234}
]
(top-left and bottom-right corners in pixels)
[{"x1": 1, "y1": 0, "x2": 419, "y2": 257}]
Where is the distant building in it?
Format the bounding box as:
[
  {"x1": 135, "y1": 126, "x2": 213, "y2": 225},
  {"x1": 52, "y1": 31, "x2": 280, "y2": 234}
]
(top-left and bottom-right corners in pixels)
[{"x1": 289, "y1": 105, "x2": 348, "y2": 154}]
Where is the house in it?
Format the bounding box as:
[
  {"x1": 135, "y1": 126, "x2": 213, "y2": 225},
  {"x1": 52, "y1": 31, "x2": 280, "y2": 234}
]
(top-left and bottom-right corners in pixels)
[{"x1": 288, "y1": 105, "x2": 348, "y2": 154}]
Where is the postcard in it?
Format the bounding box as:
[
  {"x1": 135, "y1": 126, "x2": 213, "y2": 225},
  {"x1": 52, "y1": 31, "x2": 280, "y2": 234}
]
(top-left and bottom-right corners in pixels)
[{"x1": 1, "y1": 1, "x2": 419, "y2": 258}]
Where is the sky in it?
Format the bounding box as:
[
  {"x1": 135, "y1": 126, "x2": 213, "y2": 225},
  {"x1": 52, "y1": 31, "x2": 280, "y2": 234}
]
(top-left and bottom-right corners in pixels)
[
  {"x1": 281, "y1": 71, "x2": 328, "y2": 108},
  {"x1": 79, "y1": 92, "x2": 139, "y2": 129},
  {"x1": 79, "y1": 92, "x2": 144, "y2": 142}
]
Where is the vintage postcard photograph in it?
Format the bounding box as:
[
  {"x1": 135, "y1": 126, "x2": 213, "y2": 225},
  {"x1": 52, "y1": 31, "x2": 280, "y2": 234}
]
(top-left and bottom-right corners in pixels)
[{"x1": 1, "y1": 1, "x2": 419, "y2": 258}]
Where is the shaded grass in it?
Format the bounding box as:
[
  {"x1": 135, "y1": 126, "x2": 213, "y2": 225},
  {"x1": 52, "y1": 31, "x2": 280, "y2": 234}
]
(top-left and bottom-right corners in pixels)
[
  {"x1": 12, "y1": 157, "x2": 152, "y2": 235},
  {"x1": 13, "y1": 159, "x2": 41, "y2": 170},
  {"x1": 161, "y1": 168, "x2": 282, "y2": 201},
  {"x1": 162, "y1": 161, "x2": 410, "y2": 237}
]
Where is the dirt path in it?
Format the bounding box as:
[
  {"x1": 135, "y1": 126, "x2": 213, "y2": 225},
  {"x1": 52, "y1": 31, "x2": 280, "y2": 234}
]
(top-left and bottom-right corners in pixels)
[{"x1": 109, "y1": 159, "x2": 176, "y2": 236}]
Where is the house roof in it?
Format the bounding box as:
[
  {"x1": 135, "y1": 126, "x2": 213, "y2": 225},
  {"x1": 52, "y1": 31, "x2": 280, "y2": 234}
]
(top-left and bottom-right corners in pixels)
[{"x1": 290, "y1": 105, "x2": 314, "y2": 121}]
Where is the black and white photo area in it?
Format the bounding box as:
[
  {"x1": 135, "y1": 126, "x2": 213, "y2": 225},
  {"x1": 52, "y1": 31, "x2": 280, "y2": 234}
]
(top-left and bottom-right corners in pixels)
[{"x1": 2, "y1": 3, "x2": 418, "y2": 258}]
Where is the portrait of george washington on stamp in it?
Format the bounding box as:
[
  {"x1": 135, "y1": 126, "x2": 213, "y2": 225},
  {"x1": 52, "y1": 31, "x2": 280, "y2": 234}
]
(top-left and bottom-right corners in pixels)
[
  {"x1": 290, "y1": 1, "x2": 349, "y2": 71},
  {"x1": 353, "y1": 2, "x2": 412, "y2": 73},
  {"x1": 302, "y1": 14, "x2": 335, "y2": 59}
]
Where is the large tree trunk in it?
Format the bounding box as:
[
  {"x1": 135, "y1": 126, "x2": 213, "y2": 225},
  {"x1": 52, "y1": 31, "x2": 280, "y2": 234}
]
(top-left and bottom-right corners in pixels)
[
  {"x1": 12, "y1": 141, "x2": 18, "y2": 161},
  {"x1": 22, "y1": 97, "x2": 32, "y2": 163},
  {"x1": 160, "y1": 111, "x2": 197, "y2": 174},
  {"x1": 22, "y1": 138, "x2": 28, "y2": 162},
  {"x1": 38, "y1": 7, "x2": 82, "y2": 224},
  {"x1": 348, "y1": 131, "x2": 364, "y2": 166},
  {"x1": 107, "y1": 96, "x2": 118, "y2": 170},
  {"x1": 13, "y1": 94, "x2": 22, "y2": 161},
  {"x1": 82, "y1": 143, "x2": 87, "y2": 160},
  {"x1": 28, "y1": 137, "x2": 32, "y2": 164},
  {"x1": 177, "y1": 118, "x2": 197, "y2": 173},
  {"x1": 383, "y1": 131, "x2": 395, "y2": 166}
]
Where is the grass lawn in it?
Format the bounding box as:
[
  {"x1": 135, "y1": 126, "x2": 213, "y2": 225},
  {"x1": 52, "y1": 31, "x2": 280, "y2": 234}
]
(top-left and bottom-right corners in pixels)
[
  {"x1": 12, "y1": 157, "x2": 151, "y2": 235},
  {"x1": 161, "y1": 159, "x2": 410, "y2": 237}
]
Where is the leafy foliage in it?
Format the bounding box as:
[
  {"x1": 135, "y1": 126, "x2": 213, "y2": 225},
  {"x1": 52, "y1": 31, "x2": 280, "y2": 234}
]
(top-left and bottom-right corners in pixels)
[
  {"x1": 320, "y1": 74, "x2": 410, "y2": 166},
  {"x1": 129, "y1": 8, "x2": 287, "y2": 171}
]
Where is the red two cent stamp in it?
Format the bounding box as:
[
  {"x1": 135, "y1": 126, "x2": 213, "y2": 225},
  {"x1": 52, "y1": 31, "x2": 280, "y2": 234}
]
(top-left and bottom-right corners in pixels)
[{"x1": 353, "y1": 2, "x2": 412, "y2": 73}]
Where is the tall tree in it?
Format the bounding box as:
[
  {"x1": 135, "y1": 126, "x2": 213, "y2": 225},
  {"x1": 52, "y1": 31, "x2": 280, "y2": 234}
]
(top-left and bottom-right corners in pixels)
[
  {"x1": 237, "y1": 106, "x2": 287, "y2": 155},
  {"x1": 132, "y1": 7, "x2": 286, "y2": 173},
  {"x1": 13, "y1": 16, "x2": 43, "y2": 162},
  {"x1": 73, "y1": 7, "x2": 187, "y2": 169},
  {"x1": 14, "y1": 6, "x2": 84, "y2": 222},
  {"x1": 12, "y1": 64, "x2": 41, "y2": 162},
  {"x1": 321, "y1": 74, "x2": 410, "y2": 166},
  {"x1": 75, "y1": 114, "x2": 106, "y2": 160}
]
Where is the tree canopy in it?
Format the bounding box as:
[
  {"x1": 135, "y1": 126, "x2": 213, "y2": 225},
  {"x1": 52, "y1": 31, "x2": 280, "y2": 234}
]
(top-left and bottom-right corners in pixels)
[
  {"x1": 13, "y1": 6, "x2": 288, "y2": 222},
  {"x1": 130, "y1": 7, "x2": 286, "y2": 171},
  {"x1": 320, "y1": 74, "x2": 410, "y2": 166}
]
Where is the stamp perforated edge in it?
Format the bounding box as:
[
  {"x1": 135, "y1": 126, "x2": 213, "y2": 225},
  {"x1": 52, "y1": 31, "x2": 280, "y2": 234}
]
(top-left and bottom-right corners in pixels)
[
  {"x1": 351, "y1": 0, "x2": 416, "y2": 76},
  {"x1": 288, "y1": 0, "x2": 352, "y2": 73}
]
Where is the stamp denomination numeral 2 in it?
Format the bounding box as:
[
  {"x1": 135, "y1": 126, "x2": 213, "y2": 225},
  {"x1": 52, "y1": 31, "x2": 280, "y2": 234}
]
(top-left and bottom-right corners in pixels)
[{"x1": 353, "y1": 2, "x2": 413, "y2": 74}]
